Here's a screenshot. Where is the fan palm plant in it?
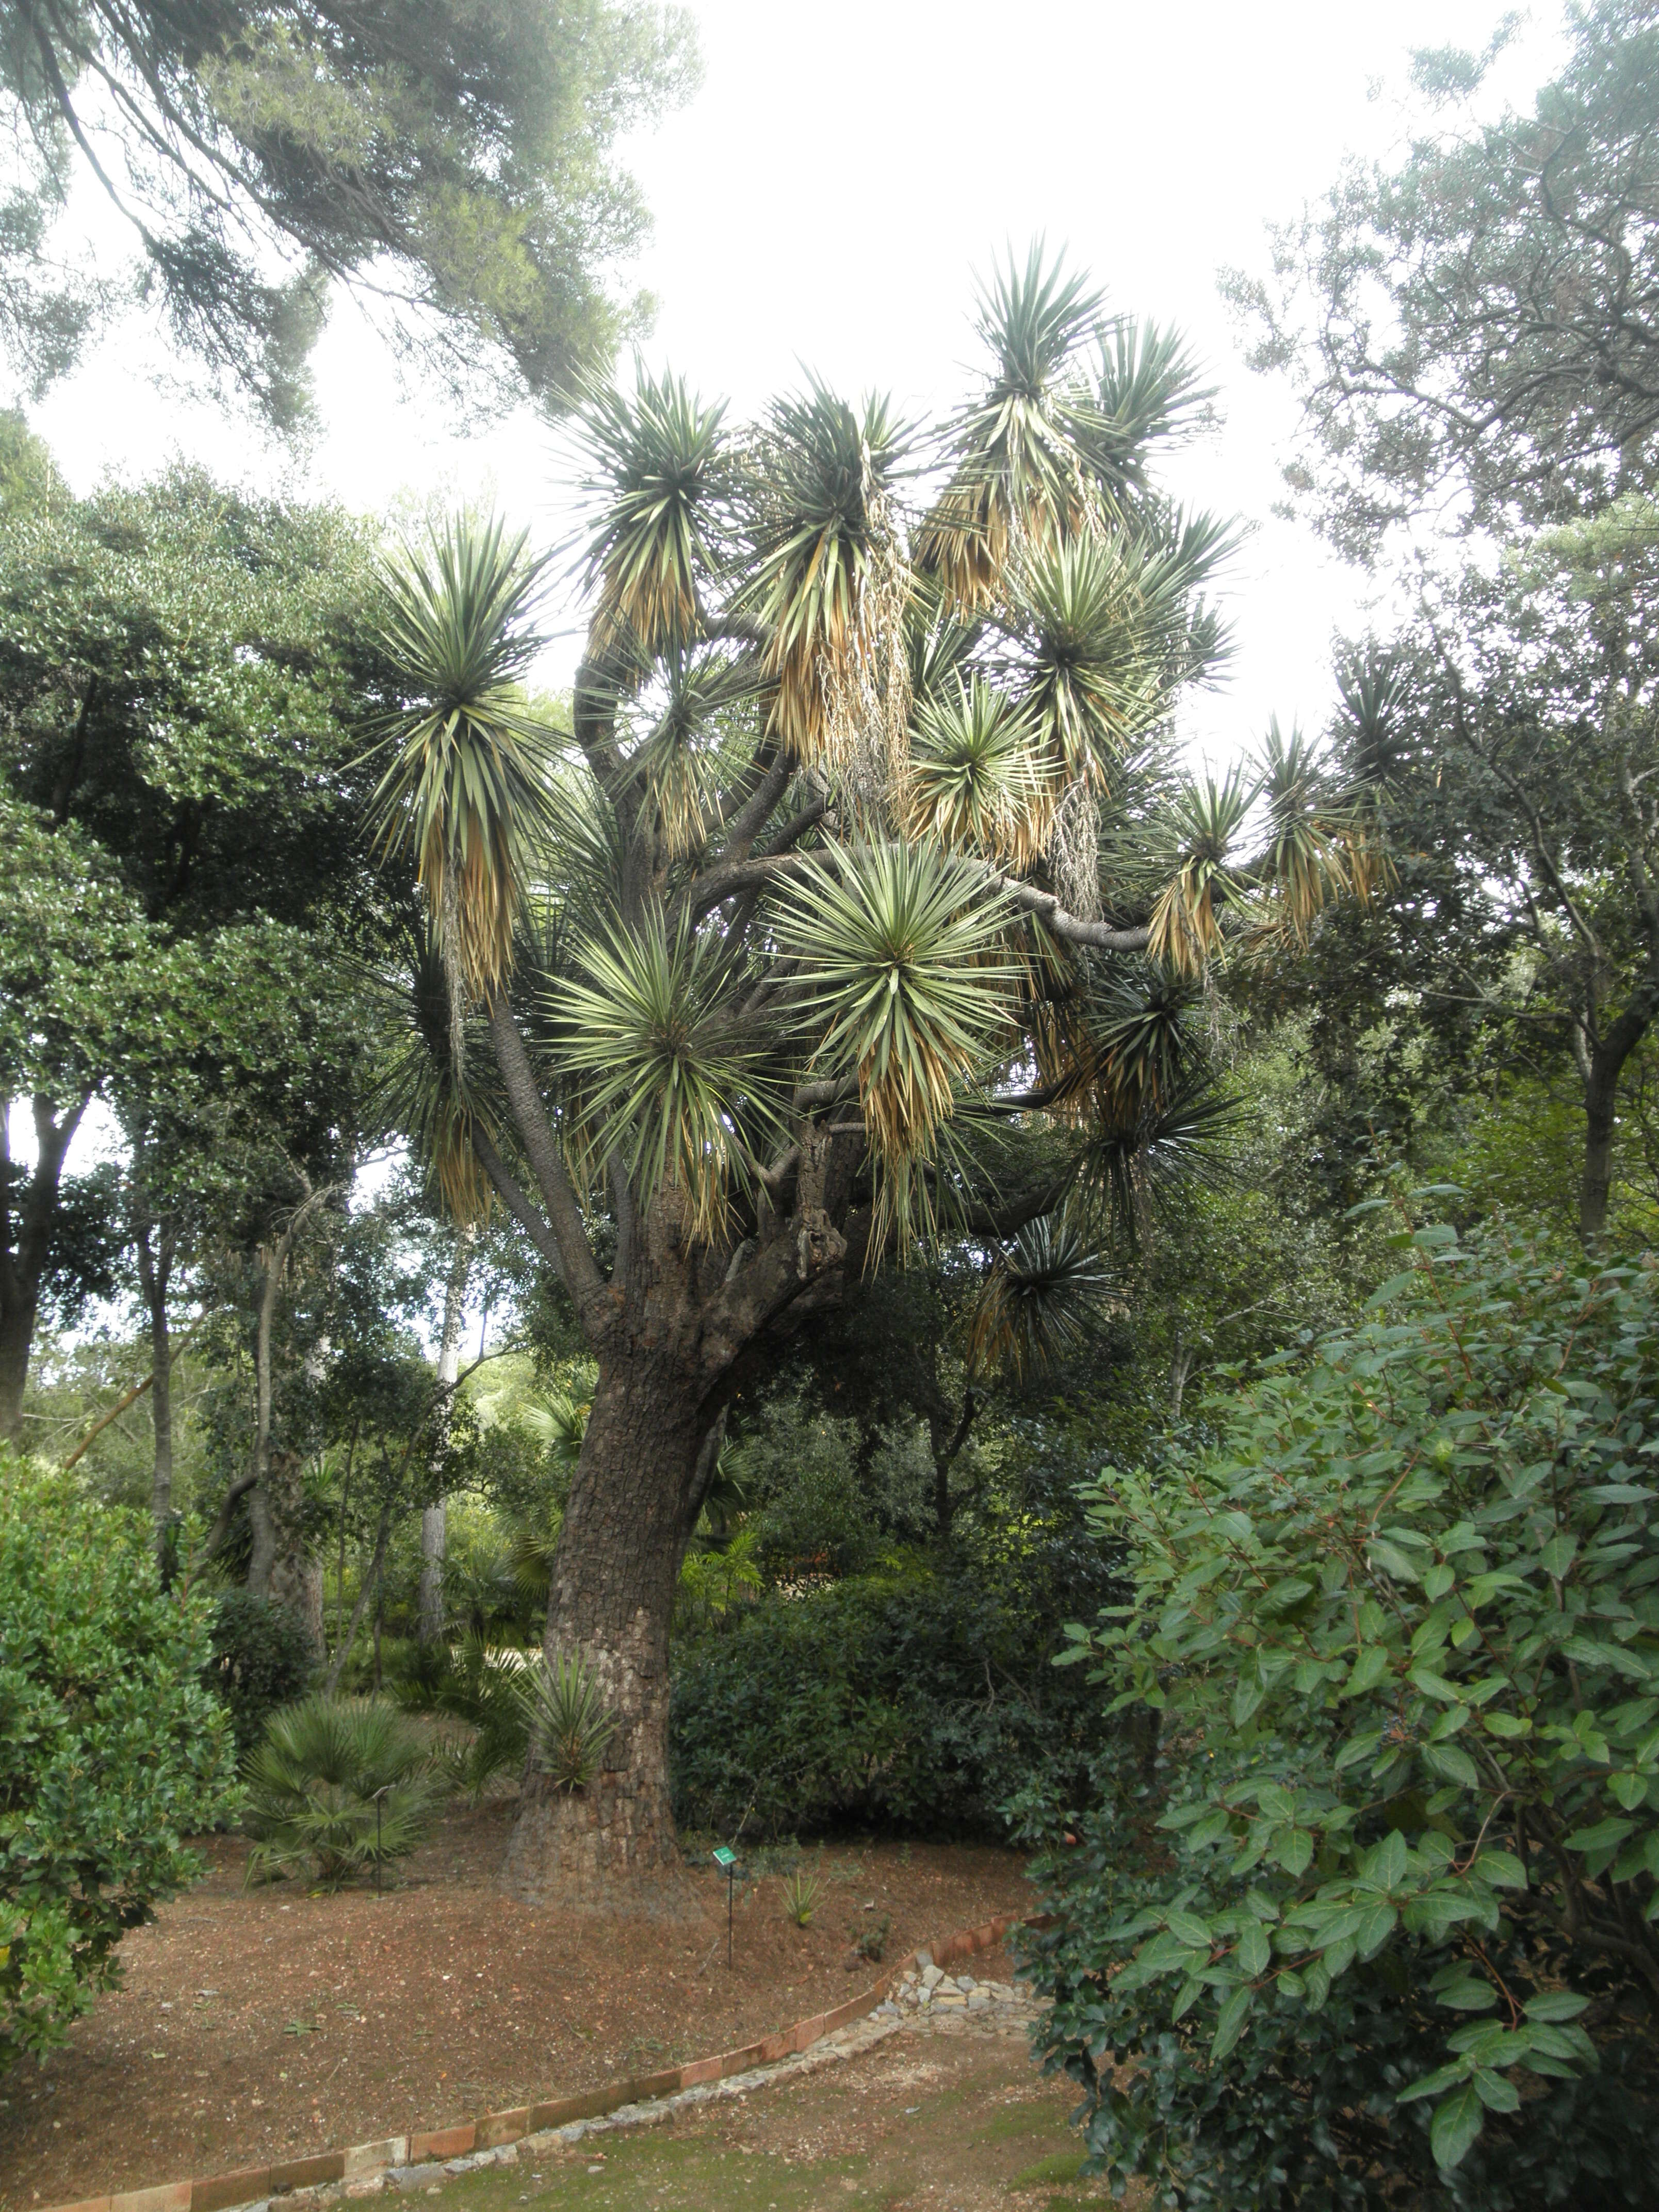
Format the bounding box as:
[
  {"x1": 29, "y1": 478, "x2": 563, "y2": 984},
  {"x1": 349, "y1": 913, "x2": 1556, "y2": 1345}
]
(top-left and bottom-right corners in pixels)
[
  {"x1": 362, "y1": 245, "x2": 1376, "y2": 1905},
  {"x1": 244, "y1": 1696, "x2": 441, "y2": 1889}
]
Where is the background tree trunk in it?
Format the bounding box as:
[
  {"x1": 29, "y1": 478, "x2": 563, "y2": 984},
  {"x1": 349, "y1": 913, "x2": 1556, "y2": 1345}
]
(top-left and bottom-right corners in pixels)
[
  {"x1": 135, "y1": 1217, "x2": 176, "y2": 1556},
  {"x1": 249, "y1": 1447, "x2": 324, "y2": 1661},
  {"x1": 419, "y1": 1230, "x2": 472, "y2": 1647},
  {"x1": 0, "y1": 1095, "x2": 88, "y2": 1447},
  {"x1": 1577, "y1": 1000, "x2": 1656, "y2": 1246},
  {"x1": 502, "y1": 1349, "x2": 710, "y2": 1908}
]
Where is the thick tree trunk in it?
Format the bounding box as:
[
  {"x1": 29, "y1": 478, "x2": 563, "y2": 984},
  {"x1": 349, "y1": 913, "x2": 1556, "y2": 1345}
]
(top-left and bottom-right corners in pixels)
[
  {"x1": 502, "y1": 1350, "x2": 710, "y2": 1908},
  {"x1": 419, "y1": 1232, "x2": 472, "y2": 1647},
  {"x1": 1578, "y1": 999, "x2": 1657, "y2": 1247},
  {"x1": 249, "y1": 1447, "x2": 325, "y2": 1662},
  {"x1": 1581, "y1": 1060, "x2": 1620, "y2": 1248},
  {"x1": 0, "y1": 1296, "x2": 34, "y2": 1453}
]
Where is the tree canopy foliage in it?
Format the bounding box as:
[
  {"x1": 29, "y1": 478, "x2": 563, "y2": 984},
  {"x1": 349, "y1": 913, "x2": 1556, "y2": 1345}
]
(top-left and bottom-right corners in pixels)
[
  {"x1": 1228, "y1": 0, "x2": 1659, "y2": 552},
  {"x1": 0, "y1": 0, "x2": 697, "y2": 422}
]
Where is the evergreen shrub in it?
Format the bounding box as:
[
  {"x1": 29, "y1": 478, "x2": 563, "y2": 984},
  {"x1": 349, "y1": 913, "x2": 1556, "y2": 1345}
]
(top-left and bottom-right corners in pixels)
[
  {"x1": 670, "y1": 1560, "x2": 1112, "y2": 1839},
  {"x1": 0, "y1": 1457, "x2": 238, "y2": 2072},
  {"x1": 243, "y1": 1694, "x2": 439, "y2": 1886},
  {"x1": 202, "y1": 1589, "x2": 315, "y2": 1749},
  {"x1": 1027, "y1": 1220, "x2": 1659, "y2": 2209}
]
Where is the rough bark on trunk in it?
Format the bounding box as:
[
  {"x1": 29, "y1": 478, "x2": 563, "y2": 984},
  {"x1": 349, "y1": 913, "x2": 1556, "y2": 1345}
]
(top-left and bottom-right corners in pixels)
[
  {"x1": 419, "y1": 1232, "x2": 472, "y2": 1647},
  {"x1": 0, "y1": 1298, "x2": 32, "y2": 1454},
  {"x1": 249, "y1": 1447, "x2": 325, "y2": 1661},
  {"x1": 502, "y1": 1351, "x2": 710, "y2": 1908}
]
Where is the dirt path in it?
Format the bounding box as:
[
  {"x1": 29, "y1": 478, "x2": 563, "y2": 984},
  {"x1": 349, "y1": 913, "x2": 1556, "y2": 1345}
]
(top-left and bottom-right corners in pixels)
[
  {"x1": 367, "y1": 2010, "x2": 1117, "y2": 2211},
  {"x1": 1, "y1": 1810, "x2": 1033, "y2": 2208}
]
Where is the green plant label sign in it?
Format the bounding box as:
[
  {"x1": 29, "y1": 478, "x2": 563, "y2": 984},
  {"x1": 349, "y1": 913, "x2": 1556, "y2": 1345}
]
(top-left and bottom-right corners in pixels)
[{"x1": 712, "y1": 1846, "x2": 736, "y2": 1869}]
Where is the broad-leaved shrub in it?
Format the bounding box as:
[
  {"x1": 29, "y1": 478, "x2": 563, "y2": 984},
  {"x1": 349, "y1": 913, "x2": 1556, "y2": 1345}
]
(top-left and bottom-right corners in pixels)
[
  {"x1": 0, "y1": 1458, "x2": 238, "y2": 2072},
  {"x1": 671, "y1": 1562, "x2": 1111, "y2": 1838},
  {"x1": 1027, "y1": 1222, "x2": 1659, "y2": 2208}
]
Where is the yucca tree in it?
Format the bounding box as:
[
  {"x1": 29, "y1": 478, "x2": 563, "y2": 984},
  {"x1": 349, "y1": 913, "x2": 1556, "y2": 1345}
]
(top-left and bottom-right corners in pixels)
[{"x1": 366, "y1": 249, "x2": 1372, "y2": 1906}]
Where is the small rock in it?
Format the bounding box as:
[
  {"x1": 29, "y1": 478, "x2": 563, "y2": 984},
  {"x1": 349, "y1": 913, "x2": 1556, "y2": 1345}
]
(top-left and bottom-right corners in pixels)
[
  {"x1": 921, "y1": 1964, "x2": 944, "y2": 1990},
  {"x1": 955, "y1": 1975, "x2": 976, "y2": 1994},
  {"x1": 967, "y1": 1991, "x2": 991, "y2": 2012}
]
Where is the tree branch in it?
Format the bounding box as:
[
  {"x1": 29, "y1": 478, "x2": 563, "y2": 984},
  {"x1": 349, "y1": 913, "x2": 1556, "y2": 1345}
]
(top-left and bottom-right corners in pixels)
[{"x1": 485, "y1": 996, "x2": 606, "y2": 1318}]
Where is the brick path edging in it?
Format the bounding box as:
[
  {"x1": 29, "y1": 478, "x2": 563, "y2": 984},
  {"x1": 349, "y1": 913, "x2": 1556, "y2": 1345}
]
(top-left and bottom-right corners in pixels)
[{"x1": 40, "y1": 1912, "x2": 1036, "y2": 2212}]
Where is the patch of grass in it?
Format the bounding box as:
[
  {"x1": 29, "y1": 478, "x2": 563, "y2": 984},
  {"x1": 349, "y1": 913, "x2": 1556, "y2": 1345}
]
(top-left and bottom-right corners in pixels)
[
  {"x1": 970, "y1": 2095, "x2": 1065, "y2": 2145},
  {"x1": 1011, "y1": 2148, "x2": 1088, "y2": 2188}
]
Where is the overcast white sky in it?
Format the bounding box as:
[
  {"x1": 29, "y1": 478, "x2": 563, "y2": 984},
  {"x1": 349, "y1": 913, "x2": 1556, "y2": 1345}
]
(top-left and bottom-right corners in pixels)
[{"x1": 28, "y1": 0, "x2": 1567, "y2": 768}]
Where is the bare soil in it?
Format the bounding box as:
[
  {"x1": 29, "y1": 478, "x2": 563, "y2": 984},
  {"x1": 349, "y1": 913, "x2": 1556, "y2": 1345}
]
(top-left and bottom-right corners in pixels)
[{"x1": 1, "y1": 1802, "x2": 1034, "y2": 2209}]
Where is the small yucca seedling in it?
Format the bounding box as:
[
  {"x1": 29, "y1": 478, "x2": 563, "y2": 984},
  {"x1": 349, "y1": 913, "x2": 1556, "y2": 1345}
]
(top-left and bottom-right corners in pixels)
[
  {"x1": 514, "y1": 1652, "x2": 617, "y2": 1792},
  {"x1": 783, "y1": 1864, "x2": 824, "y2": 1928}
]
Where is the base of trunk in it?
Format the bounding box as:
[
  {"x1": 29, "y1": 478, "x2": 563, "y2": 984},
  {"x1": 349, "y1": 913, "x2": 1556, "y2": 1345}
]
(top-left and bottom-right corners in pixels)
[{"x1": 501, "y1": 1773, "x2": 689, "y2": 1914}]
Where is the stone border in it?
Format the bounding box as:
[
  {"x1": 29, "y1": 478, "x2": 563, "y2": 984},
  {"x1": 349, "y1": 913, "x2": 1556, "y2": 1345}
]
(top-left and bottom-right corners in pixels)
[{"x1": 40, "y1": 1913, "x2": 1030, "y2": 2212}]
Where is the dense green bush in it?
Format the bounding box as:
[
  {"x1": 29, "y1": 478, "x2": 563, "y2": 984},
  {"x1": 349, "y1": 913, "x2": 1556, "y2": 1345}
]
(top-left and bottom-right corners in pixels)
[
  {"x1": 0, "y1": 1458, "x2": 239, "y2": 2073},
  {"x1": 671, "y1": 1559, "x2": 1113, "y2": 1839},
  {"x1": 202, "y1": 1589, "x2": 316, "y2": 1750},
  {"x1": 244, "y1": 1694, "x2": 440, "y2": 1886},
  {"x1": 1027, "y1": 1221, "x2": 1659, "y2": 2209},
  {"x1": 394, "y1": 1632, "x2": 530, "y2": 1801}
]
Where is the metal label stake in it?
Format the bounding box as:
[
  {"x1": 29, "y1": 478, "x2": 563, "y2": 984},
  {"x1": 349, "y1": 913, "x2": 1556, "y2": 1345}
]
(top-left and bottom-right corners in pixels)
[{"x1": 713, "y1": 1846, "x2": 737, "y2": 1967}]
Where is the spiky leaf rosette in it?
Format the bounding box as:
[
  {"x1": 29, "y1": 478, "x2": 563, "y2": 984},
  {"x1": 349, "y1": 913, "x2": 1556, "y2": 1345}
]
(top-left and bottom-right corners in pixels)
[
  {"x1": 1336, "y1": 648, "x2": 1406, "y2": 787},
  {"x1": 1082, "y1": 319, "x2": 1215, "y2": 499},
  {"x1": 915, "y1": 245, "x2": 1104, "y2": 611},
  {"x1": 374, "y1": 920, "x2": 497, "y2": 1223},
  {"x1": 1077, "y1": 1074, "x2": 1237, "y2": 1248},
  {"x1": 1087, "y1": 968, "x2": 1201, "y2": 1117},
  {"x1": 1145, "y1": 766, "x2": 1258, "y2": 975},
  {"x1": 1254, "y1": 718, "x2": 1351, "y2": 946},
  {"x1": 573, "y1": 370, "x2": 728, "y2": 654},
  {"x1": 777, "y1": 843, "x2": 1016, "y2": 1165},
  {"x1": 900, "y1": 676, "x2": 1052, "y2": 866},
  {"x1": 1032, "y1": 961, "x2": 1202, "y2": 1123},
  {"x1": 367, "y1": 514, "x2": 557, "y2": 1005},
  {"x1": 966, "y1": 1213, "x2": 1116, "y2": 1383},
  {"x1": 514, "y1": 1653, "x2": 617, "y2": 1793},
  {"x1": 1016, "y1": 514, "x2": 1232, "y2": 790},
  {"x1": 738, "y1": 382, "x2": 912, "y2": 769},
  {"x1": 547, "y1": 907, "x2": 786, "y2": 1242}
]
